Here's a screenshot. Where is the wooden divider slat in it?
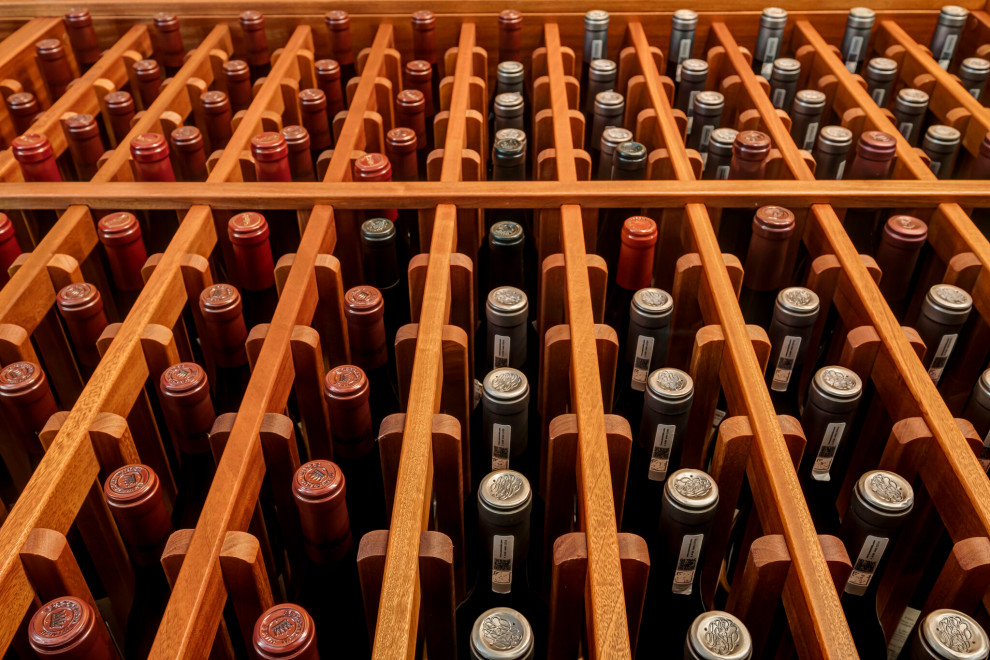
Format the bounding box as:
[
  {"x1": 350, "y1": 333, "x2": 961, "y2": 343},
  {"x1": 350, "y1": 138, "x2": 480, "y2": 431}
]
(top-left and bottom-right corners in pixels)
[
  {"x1": 0, "y1": 17, "x2": 65, "y2": 121},
  {"x1": 628, "y1": 21, "x2": 858, "y2": 658}
]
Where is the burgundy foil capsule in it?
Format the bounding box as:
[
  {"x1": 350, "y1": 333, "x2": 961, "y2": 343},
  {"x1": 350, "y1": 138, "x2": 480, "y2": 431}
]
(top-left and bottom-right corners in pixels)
[
  {"x1": 56, "y1": 282, "x2": 108, "y2": 368},
  {"x1": 344, "y1": 286, "x2": 388, "y2": 370},
  {"x1": 199, "y1": 283, "x2": 249, "y2": 368},
  {"x1": 133, "y1": 59, "x2": 163, "y2": 107},
  {"x1": 28, "y1": 597, "x2": 116, "y2": 659},
  {"x1": 743, "y1": 205, "x2": 796, "y2": 291},
  {"x1": 63, "y1": 9, "x2": 102, "y2": 68},
  {"x1": 499, "y1": 10, "x2": 524, "y2": 64},
  {"x1": 314, "y1": 59, "x2": 345, "y2": 117},
  {"x1": 353, "y1": 153, "x2": 397, "y2": 221},
  {"x1": 130, "y1": 132, "x2": 176, "y2": 182},
  {"x1": 282, "y1": 125, "x2": 316, "y2": 182},
  {"x1": 239, "y1": 10, "x2": 270, "y2": 69},
  {"x1": 848, "y1": 130, "x2": 898, "y2": 178},
  {"x1": 201, "y1": 90, "x2": 233, "y2": 148},
  {"x1": 251, "y1": 131, "x2": 292, "y2": 182},
  {"x1": 324, "y1": 10, "x2": 355, "y2": 69},
  {"x1": 171, "y1": 125, "x2": 208, "y2": 181},
  {"x1": 228, "y1": 212, "x2": 276, "y2": 290},
  {"x1": 404, "y1": 60, "x2": 435, "y2": 116},
  {"x1": 411, "y1": 10, "x2": 438, "y2": 64},
  {"x1": 153, "y1": 13, "x2": 186, "y2": 70},
  {"x1": 385, "y1": 127, "x2": 419, "y2": 181},
  {"x1": 12, "y1": 133, "x2": 62, "y2": 182},
  {"x1": 35, "y1": 38, "x2": 74, "y2": 99},
  {"x1": 323, "y1": 364, "x2": 373, "y2": 457},
  {"x1": 98, "y1": 212, "x2": 147, "y2": 290},
  {"x1": 104, "y1": 464, "x2": 172, "y2": 565},
  {"x1": 729, "y1": 129, "x2": 772, "y2": 179},
  {"x1": 616, "y1": 216, "x2": 658, "y2": 290},
  {"x1": 159, "y1": 362, "x2": 215, "y2": 452},
  {"x1": 394, "y1": 89, "x2": 427, "y2": 151},
  {"x1": 298, "y1": 88, "x2": 332, "y2": 151},
  {"x1": 104, "y1": 91, "x2": 136, "y2": 144},
  {"x1": 223, "y1": 59, "x2": 253, "y2": 111},
  {"x1": 253, "y1": 604, "x2": 318, "y2": 660},
  {"x1": 7, "y1": 92, "x2": 41, "y2": 134},
  {"x1": 0, "y1": 213, "x2": 22, "y2": 282},
  {"x1": 876, "y1": 215, "x2": 928, "y2": 303},
  {"x1": 64, "y1": 113, "x2": 104, "y2": 180},
  {"x1": 293, "y1": 459, "x2": 352, "y2": 564},
  {"x1": 0, "y1": 361, "x2": 58, "y2": 437}
]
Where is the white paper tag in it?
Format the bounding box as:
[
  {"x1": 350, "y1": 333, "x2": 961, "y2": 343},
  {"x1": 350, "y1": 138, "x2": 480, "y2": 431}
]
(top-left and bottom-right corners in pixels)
[
  {"x1": 888, "y1": 607, "x2": 922, "y2": 659},
  {"x1": 494, "y1": 334, "x2": 510, "y2": 367},
  {"x1": 836, "y1": 160, "x2": 846, "y2": 180},
  {"x1": 938, "y1": 34, "x2": 957, "y2": 69},
  {"x1": 761, "y1": 37, "x2": 779, "y2": 77},
  {"x1": 716, "y1": 165, "x2": 730, "y2": 180},
  {"x1": 676, "y1": 62, "x2": 683, "y2": 83},
  {"x1": 492, "y1": 535, "x2": 514, "y2": 593},
  {"x1": 803, "y1": 121, "x2": 819, "y2": 150},
  {"x1": 845, "y1": 535, "x2": 889, "y2": 596},
  {"x1": 930, "y1": 159, "x2": 942, "y2": 176},
  {"x1": 678, "y1": 38, "x2": 692, "y2": 63},
  {"x1": 845, "y1": 36, "x2": 864, "y2": 72},
  {"x1": 898, "y1": 121, "x2": 914, "y2": 141},
  {"x1": 772, "y1": 87, "x2": 787, "y2": 109},
  {"x1": 699, "y1": 124, "x2": 715, "y2": 153},
  {"x1": 492, "y1": 424, "x2": 511, "y2": 470},
  {"x1": 686, "y1": 115, "x2": 694, "y2": 136},
  {"x1": 673, "y1": 533, "x2": 704, "y2": 594},
  {"x1": 631, "y1": 335, "x2": 655, "y2": 391},
  {"x1": 591, "y1": 39, "x2": 603, "y2": 60},
  {"x1": 928, "y1": 333, "x2": 958, "y2": 384},
  {"x1": 648, "y1": 424, "x2": 676, "y2": 481},
  {"x1": 811, "y1": 422, "x2": 846, "y2": 481},
  {"x1": 872, "y1": 88, "x2": 887, "y2": 106},
  {"x1": 771, "y1": 335, "x2": 802, "y2": 392}
]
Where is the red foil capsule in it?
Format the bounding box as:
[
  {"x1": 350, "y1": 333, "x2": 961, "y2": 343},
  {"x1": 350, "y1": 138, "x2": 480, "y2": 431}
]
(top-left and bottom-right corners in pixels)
[
  {"x1": 228, "y1": 211, "x2": 276, "y2": 290},
  {"x1": 97, "y1": 211, "x2": 148, "y2": 291},
  {"x1": 324, "y1": 11, "x2": 355, "y2": 68},
  {"x1": 876, "y1": 215, "x2": 928, "y2": 303},
  {"x1": 28, "y1": 597, "x2": 116, "y2": 659},
  {"x1": 56, "y1": 282, "x2": 108, "y2": 368},
  {"x1": 200, "y1": 90, "x2": 234, "y2": 148},
  {"x1": 7, "y1": 92, "x2": 41, "y2": 134},
  {"x1": 104, "y1": 463, "x2": 173, "y2": 565},
  {"x1": 344, "y1": 285, "x2": 387, "y2": 370},
  {"x1": 251, "y1": 131, "x2": 292, "y2": 182},
  {"x1": 63, "y1": 9, "x2": 102, "y2": 68},
  {"x1": 104, "y1": 91, "x2": 136, "y2": 144},
  {"x1": 385, "y1": 127, "x2": 419, "y2": 181},
  {"x1": 616, "y1": 216, "x2": 658, "y2": 290},
  {"x1": 404, "y1": 60, "x2": 435, "y2": 116},
  {"x1": 130, "y1": 133, "x2": 176, "y2": 182},
  {"x1": 282, "y1": 125, "x2": 316, "y2": 182},
  {"x1": 159, "y1": 362, "x2": 215, "y2": 452},
  {"x1": 0, "y1": 213, "x2": 22, "y2": 282},
  {"x1": 199, "y1": 283, "x2": 249, "y2": 368},
  {"x1": 323, "y1": 364, "x2": 373, "y2": 458},
  {"x1": 353, "y1": 153, "x2": 397, "y2": 221},
  {"x1": 848, "y1": 130, "x2": 897, "y2": 179},
  {"x1": 298, "y1": 88, "x2": 332, "y2": 151},
  {"x1": 0, "y1": 361, "x2": 58, "y2": 438},
  {"x1": 499, "y1": 10, "x2": 524, "y2": 63},
  {"x1": 64, "y1": 113, "x2": 104, "y2": 180},
  {"x1": 12, "y1": 133, "x2": 62, "y2": 182},
  {"x1": 411, "y1": 10, "x2": 438, "y2": 65},
  {"x1": 314, "y1": 59, "x2": 345, "y2": 117},
  {"x1": 170, "y1": 125, "x2": 208, "y2": 181},
  {"x1": 133, "y1": 59, "x2": 163, "y2": 107},
  {"x1": 153, "y1": 12, "x2": 186, "y2": 70},
  {"x1": 743, "y1": 205, "x2": 796, "y2": 291},
  {"x1": 253, "y1": 604, "x2": 319, "y2": 660},
  {"x1": 239, "y1": 10, "x2": 270, "y2": 69},
  {"x1": 394, "y1": 89, "x2": 427, "y2": 151},
  {"x1": 293, "y1": 459, "x2": 352, "y2": 564},
  {"x1": 35, "y1": 38, "x2": 74, "y2": 99},
  {"x1": 728, "y1": 130, "x2": 772, "y2": 179},
  {"x1": 223, "y1": 59, "x2": 253, "y2": 111}
]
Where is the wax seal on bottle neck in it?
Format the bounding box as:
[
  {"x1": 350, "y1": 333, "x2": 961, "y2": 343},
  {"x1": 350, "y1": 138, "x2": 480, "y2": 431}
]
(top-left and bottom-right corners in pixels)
[
  {"x1": 665, "y1": 468, "x2": 719, "y2": 514},
  {"x1": 323, "y1": 364, "x2": 369, "y2": 402},
  {"x1": 105, "y1": 464, "x2": 159, "y2": 507},
  {"x1": 0, "y1": 361, "x2": 48, "y2": 400},
  {"x1": 28, "y1": 597, "x2": 98, "y2": 656},
  {"x1": 253, "y1": 604, "x2": 317, "y2": 660}
]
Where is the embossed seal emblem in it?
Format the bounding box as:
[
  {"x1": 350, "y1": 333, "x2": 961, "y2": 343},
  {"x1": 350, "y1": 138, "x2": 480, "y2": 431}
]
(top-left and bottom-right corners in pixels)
[
  {"x1": 345, "y1": 285, "x2": 381, "y2": 308},
  {"x1": 488, "y1": 370, "x2": 522, "y2": 393},
  {"x1": 60, "y1": 283, "x2": 94, "y2": 300},
  {"x1": 702, "y1": 616, "x2": 743, "y2": 655},
  {"x1": 783, "y1": 288, "x2": 815, "y2": 308},
  {"x1": 655, "y1": 369, "x2": 687, "y2": 392},
  {"x1": 492, "y1": 221, "x2": 522, "y2": 239},
  {"x1": 487, "y1": 472, "x2": 523, "y2": 502},
  {"x1": 204, "y1": 284, "x2": 235, "y2": 303},
  {"x1": 0, "y1": 361, "x2": 36, "y2": 384},
  {"x1": 933, "y1": 285, "x2": 969, "y2": 305},
  {"x1": 673, "y1": 472, "x2": 712, "y2": 499},
  {"x1": 108, "y1": 465, "x2": 151, "y2": 497},
  {"x1": 481, "y1": 613, "x2": 523, "y2": 650},
  {"x1": 296, "y1": 461, "x2": 337, "y2": 492},
  {"x1": 637, "y1": 288, "x2": 670, "y2": 310},
  {"x1": 258, "y1": 607, "x2": 306, "y2": 647},
  {"x1": 362, "y1": 218, "x2": 392, "y2": 234},
  {"x1": 492, "y1": 287, "x2": 523, "y2": 307},
  {"x1": 869, "y1": 473, "x2": 905, "y2": 503},
  {"x1": 36, "y1": 599, "x2": 83, "y2": 639},
  {"x1": 934, "y1": 613, "x2": 976, "y2": 652},
  {"x1": 821, "y1": 368, "x2": 856, "y2": 391}
]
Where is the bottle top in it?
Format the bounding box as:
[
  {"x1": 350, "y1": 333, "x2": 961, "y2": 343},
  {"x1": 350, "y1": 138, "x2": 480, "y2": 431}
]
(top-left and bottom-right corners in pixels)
[
  {"x1": 133, "y1": 58, "x2": 160, "y2": 79},
  {"x1": 28, "y1": 597, "x2": 96, "y2": 654},
  {"x1": 405, "y1": 59, "x2": 433, "y2": 81},
  {"x1": 816, "y1": 125, "x2": 853, "y2": 153},
  {"x1": 315, "y1": 58, "x2": 340, "y2": 80},
  {"x1": 665, "y1": 468, "x2": 719, "y2": 513},
  {"x1": 924, "y1": 124, "x2": 962, "y2": 149},
  {"x1": 792, "y1": 89, "x2": 827, "y2": 113},
  {"x1": 896, "y1": 87, "x2": 930, "y2": 110},
  {"x1": 228, "y1": 211, "x2": 270, "y2": 244},
  {"x1": 104, "y1": 463, "x2": 159, "y2": 507},
  {"x1": 105, "y1": 90, "x2": 135, "y2": 113},
  {"x1": 360, "y1": 218, "x2": 396, "y2": 243},
  {"x1": 386, "y1": 127, "x2": 417, "y2": 153},
  {"x1": 961, "y1": 57, "x2": 990, "y2": 76},
  {"x1": 12, "y1": 133, "x2": 55, "y2": 164},
  {"x1": 613, "y1": 141, "x2": 648, "y2": 170},
  {"x1": 396, "y1": 88, "x2": 425, "y2": 111},
  {"x1": 812, "y1": 366, "x2": 862, "y2": 400},
  {"x1": 632, "y1": 287, "x2": 673, "y2": 316},
  {"x1": 776, "y1": 286, "x2": 820, "y2": 316},
  {"x1": 0, "y1": 361, "x2": 48, "y2": 399},
  {"x1": 200, "y1": 90, "x2": 229, "y2": 112},
  {"x1": 672, "y1": 9, "x2": 699, "y2": 30},
  {"x1": 323, "y1": 364, "x2": 369, "y2": 402},
  {"x1": 35, "y1": 38, "x2": 66, "y2": 60},
  {"x1": 856, "y1": 130, "x2": 897, "y2": 160},
  {"x1": 594, "y1": 90, "x2": 624, "y2": 113},
  {"x1": 490, "y1": 220, "x2": 524, "y2": 247},
  {"x1": 7, "y1": 91, "x2": 38, "y2": 113},
  {"x1": 687, "y1": 611, "x2": 753, "y2": 660},
  {"x1": 493, "y1": 137, "x2": 525, "y2": 163},
  {"x1": 487, "y1": 286, "x2": 528, "y2": 317},
  {"x1": 239, "y1": 10, "x2": 265, "y2": 30},
  {"x1": 64, "y1": 8, "x2": 93, "y2": 27},
  {"x1": 883, "y1": 215, "x2": 928, "y2": 248},
  {"x1": 160, "y1": 362, "x2": 209, "y2": 400},
  {"x1": 253, "y1": 604, "x2": 316, "y2": 658},
  {"x1": 584, "y1": 9, "x2": 610, "y2": 30},
  {"x1": 856, "y1": 470, "x2": 914, "y2": 515},
  {"x1": 411, "y1": 9, "x2": 436, "y2": 28},
  {"x1": 170, "y1": 125, "x2": 203, "y2": 152},
  {"x1": 771, "y1": 57, "x2": 801, "y2": 80},
  {"x1": 601, "y1": 126, "x2": 633, "y2": 151},
  {"x1": 479, "y1": 469, "x2": 532, "y2": 513},
  {"x1": 325, "y1": 9, "x2": 349, "y2": 28},
  {"x1": 648, "y1": 367, "x2": 694, "y2": 402},
  {"x1": 293, "y1": 460, "x2": 346, "y2": 503},
  {"x1": 589, "y1": 58, "x2": 617, "y2": 81},
  {"x1": 345, "y1": 284, "x2": 384, "y2": 313},
  {"x1": 0, "y1": 213, "x2": 15, "y2": 241},
  {"x1": 865, "y1": 57, "x2": 898, "y2": 79},
  {"x1": 153, "y1": 12, "x2": 179, "y2": 30},
  {"x1": 694, "y1": 91, "x2": 725, "y2": 113},
  {"x1": 251, "y1": 132, "x2": 288, "y2": 162},
  {"x1": 846, "y1": 7, "x2": 876, "y2": 28},
  {"x1": 733, "y1": 130, "x2": 772, "y2": 161},
  {"x1": 97, "y1": 211, "x2": 142, "y2": 245},
  {"x1": 470, "y1": 608, "x2": 534, "y2": 660},
  {"x1": 709, "y1": 127, "x2": 739, "y2": 151},
  {"x1": 760, "y1": 7, "x2": 788, "y2": 28},
  {"x1": 130, "y1": 132, "x2": 170, "y2": 163},
  {"x1": 919, "y1": 609, "x2": 989, "y2": 660},
  {"x1": 499, "y1": 9, "x2": 523, "y2": 28},
  {"x1": 752, "y1": 205, "x2": 795, "y2": 239},
  {"x1": 937, "y1": 5, "x2": 969, "y2": 27},
  {"x1": 353, "y1": 152, "x2": 392, "y2": 181},
  {"x1": 621, "y1": 216, "x2": 658, "y2": 248},
  {"x1": 199, "y1": 283, "x2": 243, "y2": 319},
  {"x1": 298, "y1": 87, "x2": 326, "y2": 110},
  {"x1": 494, "y1": 92, "x2": 524, "y2": 116},
  {"x1": 65, "y1": 113, "x2": 99, "y2": 139},
  {"x1": 56, "y1": 282, "x2": 102, "y2": 316},
  {"x1": 925, "y1": 283, "x2": 973, "y2": 321},
  {"x1": 223, "y1": 58, "x2": 250, "y2": 81},
  {"x1": 483, "y1": 368, "x2": 529, "y2": 404},
  {"x1": 497, "y1": 60, "x2": 525, "y2": 85},
  {"x1": 680, "y1": 58, "x2": 709, "y2": 79}
]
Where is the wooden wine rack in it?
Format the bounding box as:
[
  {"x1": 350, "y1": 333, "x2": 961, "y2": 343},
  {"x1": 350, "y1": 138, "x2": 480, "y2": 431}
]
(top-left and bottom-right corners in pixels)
[{"x1": 0, "y1": 2, "x2": 988, "y2": 659}]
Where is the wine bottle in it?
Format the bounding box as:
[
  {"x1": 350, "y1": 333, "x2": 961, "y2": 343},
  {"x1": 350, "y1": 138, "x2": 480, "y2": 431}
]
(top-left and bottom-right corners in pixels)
[
  {"x1": 35, "y1": 38, "x2": 74, "y2": 100},
  {"x1": 625, "y1": 288, "x2": 673, "y2": 396},
  {"x1": 641, "y1": 469, "x2": 719, "y2": 656},
  {"x1": 133, "y1": 58, "x2": 163, "y2": 107},
  {"x1": 486, "y1": 221, "x2": 526, "y2": 293},
  {"x1": 360, "y1": 218, "x2": 410, "y2": 344},
  {"x1": 315, "y1": 59, "x2": 346, "y2": 118},
  {"x1": 498, "y1": 10, "x2": 523, "y2": 64},
  {"x1": 7, "y1": 91, "x2": 41, "y2": 134},
  {"x1": 702, "y1": 127, "x2": 738, "y2": 179},
  {"x1": 56, "y1": 282, "x2": 109, "y2": 371},
  {"x1": 481, "y1": 368, "x2": 531, "y2": 484},
  {"x1": 584, "y1": 59, "x2": 617, "y2": 120},
  {"x1": 753, "y1": 7, "x2": 788, "y2": 78},
  {"x1": 299, "y1": 88, "x2": 333, "y2": 163},
  {"x1": 581, "y1": 10, "x2": 610, "y2": 99},
  {"x1": 64, "y1": 113, "x2": 105, "y2": 180},
  {"x1": 63, "y1": 9, "x2": 102, "y2": 71},
  {"x1": 324, "y1": 11, "x2": 357, "y2": 83},
  {"x1": 475, "y1": 470, "x2": 533, "y2": 611},
  {"x1": 812, "y1": 125, "x2": 853, "y2": 180},
  {"x1": 353, "y1": 153, "x2": 399, "y2": 224},
  {"x1": 170, "y1": 125, "x2": 209, "y2": 182},
  {"x1": 789, "y1": 90, "x2": 826, "y2": 151},
  {"x1": 922, "y1": 125, "x2": 962, "y2": 179},
  {"x1": 97, "y1": 211, "x2": 148, "y2": 308},
  {"x1": 493, "y1": 92, "x2": 525, "y2": 135},
  {"x1": 686, "y1": 91, "x2": 724, "y2": 153},
  {"x1": 384, "y1": 128, "x2": 421, "y2": 254},
  {"x1": 626, "y1": 369, "x2": 694, "y2": 539},
  {"x1": 201, "y1": 90, "x2": 234, "y2": 149},
  {"x1": 766, "y1": 287, "x2": 820, "y2": 415},
  {"x1": 251, "y1": 131, "x2": 292, "y2": 182},
  {"x1": 901, "y1": 608, "x2": 989, "y2": 659},
  {"x1": 930, "y1": 5, "x2": 968, "y2": 70},
  {"x1": 684, "y1": 611, "x2": 753, "y2": 660},
  {"x1": 875, "y1": 215, "x2": 927, "y2": 315},
  {"x1": 0, "y1": 213, "x2": 22, "y2": 285},
  {"x1": 840, "y1": 470, "x2": 915, "y2": 657},
  {"x1": 469, "y1": 608, "x2": 534, "y2": 660},
  {"x1": 589, "y1": 91, "x2": 624, "y2": 166},
  {"x1": 252, "y1": 604, "x2": 318, "y2": 660},
  {"x1": 959, "y1": 57, "x2": 990, "y2": 101},
  {"x1": 768, "y1": 58, "x2": 800, "y2": 110},
  {"x1": 227, "y1": 211, "x2": 277, "y2": 329},
  {"x1": 0, "y1": 361, "x2": 57, "y2": 467},
  {"x1": 893, "y1": 88, "x2": 930, "y2": 147},
  {"x1": 604, "y1": 216, "x2": 658, "y2": 342},
  {"x1": 131, "y1": 132, "x2": 176, "y2": 181},
  {"x1": 668, "y1": 10, "x2": 699, "y2": 81},
  {"x1": 223, "y1": 59, "x2": 253, "y2": 112},
  {"x1": 105, "y1": 91, "x2": 135, "y2": 144},
  {"x1": 411, "y1": 10, "x2": 441, "y2": 105},
  {"x1": 915, "y1": 284, "x2": 972, "y2": 386},
  {"x1": 718, "y1": 130, "x2": 771, "y2": 256},
  {"x1": 842, "y1": 130, "x2": 897, "y2": 253},
  {"x1": 673, "y1": 59, "x2": 709, "y2": 114},
  {"x1": 597, "y1": 126, "x2": 633, "y2": 181},
  {"x1": 239, "y1": 10, "x2": 271, "y2": 78},
  {"x1": 863, "y1": 57, "x2": 899, "y2": 107},
  {"x1": 13, "y1": 133, "x2": 63, "y2": 183},
  {"x1": 342, "y1": 285, "x2": 399, "y2": 424},
  {"x1": 153, "y1": 12, "x2": 185, "y2": 76},
  {"x1": 963, "y1": 369, "x2": 990, "y2": 471},
  {"x1": 739, "y1": 205, "x2": 796, "y2": 328},
  {"x1": 798, "y1": 366, "x2": 863, "y2": 533},
  {"x1": 395, "y1": 89, "x2": 429, "y2": 174},
  {"x1": 28, "y1": 597, "x2": 118, "y2": 659},
  {"x1": 495, "y1": 61, "x2": 526, "y2": 98},
  {"x1": 199, "y1": 283, "x2": 250, "y2": 413},
  {"x1": 404, "y1": 60, "x2": 435, "y2": 118},
  {"x1": 486, "y1": 286, "x2": 528, "y2": 370},
  {"x1": 840, "y1": 7, "x2": 876, "y2": 74},
  {"x1": 282, "y1": 126, "x2": 316, "y2": 182}
]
